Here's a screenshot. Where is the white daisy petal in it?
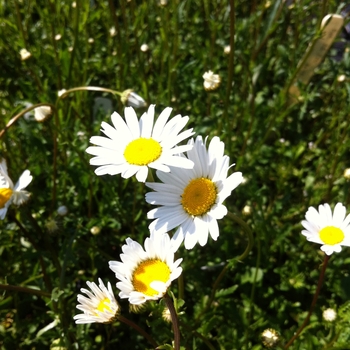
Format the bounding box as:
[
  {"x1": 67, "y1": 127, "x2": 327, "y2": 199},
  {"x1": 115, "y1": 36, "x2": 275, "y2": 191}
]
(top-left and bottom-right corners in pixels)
[
  {"x1": 109, "y1": 233, "x2": 182, "y2": 305},
  {"x1": 301, "y1": 202, "x2": 350, "y2": 255},
  {"x1": 86, "y1": 105, "x2": 194, "y2": 182}
]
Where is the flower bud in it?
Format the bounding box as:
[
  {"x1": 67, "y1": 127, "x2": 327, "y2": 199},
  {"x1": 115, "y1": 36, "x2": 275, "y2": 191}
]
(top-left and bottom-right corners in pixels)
[{"x1": 121, "y1": 89, "x2": 147, "y2": 108}]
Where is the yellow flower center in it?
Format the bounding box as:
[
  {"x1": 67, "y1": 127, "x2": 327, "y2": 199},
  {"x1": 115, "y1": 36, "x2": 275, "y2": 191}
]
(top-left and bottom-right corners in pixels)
[
  {"x1": 132, "y1": 259, "x2": 170, "y2": 296},
  {"x1": 124, "y1": 138, "x2": 162, "y2": 166},
  {"x1": 319, "y1": 226, "x2": 345, "y2": 245},
  {"x1": 96, "y1": 297, "x2": 112, "y2": 313},
  {"x1": 181, "y1": 177, "x2": 217, "y2": 216},
  {"x1": 0, "y1": 188, "x2": 13, "y2": 209}
]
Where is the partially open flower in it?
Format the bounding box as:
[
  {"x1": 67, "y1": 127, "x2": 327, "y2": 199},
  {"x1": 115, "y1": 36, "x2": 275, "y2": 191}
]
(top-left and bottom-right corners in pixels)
[
  {"x1": 34, "y1": 106, "x2": 52, "y2": 122},
  {"x1": 0, "y1": 159, "x2": 32, "y2": 220},
  {"x1": 74, "y1": 278, "x2": 120, "y2": 324},
  {"x1": 20, "y1": 48, "x2": 31, "y2": 61},
  {"x1": 261, "y1": 328, "x2": 280, "y2": 348},
  {"x1": 140, "y1": 44, "x2": 149, "y2": 52},
  {"x1": 203, "y1": 70, "x2": 221, "y2": 91},
  {"x1": 121, "y1": 89, "x2": 147, "y2": 109}
]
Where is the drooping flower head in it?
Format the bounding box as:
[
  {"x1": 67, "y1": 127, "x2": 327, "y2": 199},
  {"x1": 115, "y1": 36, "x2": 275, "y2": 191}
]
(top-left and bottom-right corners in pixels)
[
  {"x1": 0, "y1": 159, "x2": 32, "y2": 220},
  {"x1": 86, "y1": 105, "x2": 194, "y2": 182},
  {"x1": 146, "y1": 136, "x2": 243, "y2": 250},
  {"x1": 301, "y1": 203, "x2": 350, "y2": 255},
  {"x1": 109, "y1": 233, "x2": 182, "y2": 305},
  {"x1": 73, "y1": 278, "x2": 119, "y2": 324}
]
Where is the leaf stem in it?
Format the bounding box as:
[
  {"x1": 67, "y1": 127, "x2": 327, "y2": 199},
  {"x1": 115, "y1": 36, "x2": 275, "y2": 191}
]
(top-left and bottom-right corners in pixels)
[{"x1": 164, "y1": 292, "x2": 181, "y2": 350}]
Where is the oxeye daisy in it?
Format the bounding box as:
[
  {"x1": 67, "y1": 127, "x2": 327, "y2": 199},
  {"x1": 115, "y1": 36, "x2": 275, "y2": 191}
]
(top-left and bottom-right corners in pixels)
[
  {"x1": 86, "y1": 105, "x2": 194, "y2": 182},
  {"x1": 146, "y1": 136, "x2": 243, "y2": 250},
  {"x1": 0, "y1": 159, "x2": 32, "y2": 220},
  {"x1": 109, "y1": 233, "x2": 182, "y2": 305},
  {"x1": 301, "y1": 203, "x2": 350, "y2": 255},
  {"x1": 73, "y1": 278, "x2": 120, "y2": 324}
]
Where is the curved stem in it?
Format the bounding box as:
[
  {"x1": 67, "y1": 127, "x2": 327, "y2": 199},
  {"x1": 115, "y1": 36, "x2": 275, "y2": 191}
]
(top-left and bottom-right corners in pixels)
[
  {"x1": 57, "y1": 86, "x2": 122, "y2": 100},
  {"x1": 164, "y1": 292, "x2": 181, "y2": 350},
  {"x1": 118, "y1": 315, "x2": 158, "y2": 348},
  {"x1": 0, "y1": 103, "x2": 55, "y2": 139},
  {"x1": 284, "y1": 255, "x2": 330, "y2": 349}
]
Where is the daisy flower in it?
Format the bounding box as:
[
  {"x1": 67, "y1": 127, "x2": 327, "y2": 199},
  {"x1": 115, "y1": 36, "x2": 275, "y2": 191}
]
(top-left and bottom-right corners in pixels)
[
  {"x1": 109, "y1": 232, "x2": 182, "y2": 305},
  {"x1": 0, "y1": 159, "x2": 32, "y2": 220},
  {"x1": 301, "y1": 202, "x2": 350, "y2": 255},
  {"x1": 86, "y1": 105, "x2": 194, "y2": 182},
  {"x1": 203, "y1": 70, "x2": 221, "y2": 91},
  {"x1": 73, "y1": 278, "x2": 119, "y2": 324},
  {"x1": 146, "y1": 136, "x2": 243, "y2": 250}
]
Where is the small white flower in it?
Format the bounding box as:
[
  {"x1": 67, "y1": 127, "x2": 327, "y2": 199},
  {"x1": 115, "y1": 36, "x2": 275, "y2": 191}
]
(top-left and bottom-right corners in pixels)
[
  {"x1": 88, "y1": 38, "x2": 94, "y2": 44},
  {"x1": 34, "y1": 106, "x2": 52, "y2": 122},
  {"x1": 57, "y1": 205, "x2": 68, "y2": 216},
  {"x1": 146, "y1": 136, "x2": 243, "y2": 250},
  {"x1": 242, "y1": 205, "x2": 252, "y2": 216},
  {"x1": 86, "y1": 105, "x2": 194, "y2": 182},
  {"x1": 109, "y1": 26, "x2": 116, "y2": 37},
  {"x1": 301, "y1": 203, "x2": 350, "y2": 255},
  {"x1": 72, "y1": 1, "x2": 76, "y2": 8},
  {"x1": 140, "y1": 44, "x2": 149, "y2": 52},
  {"x1": 109, "y1": 233, "x2": 182, "y2": 305},
  {"x1": 73, "y1": 278, "x2": 119, "y2": 324},
  {"x1": 337, "y1": 75, "x2": 346, "y2": 82},
  {"x1": 0, "y1": 159, "x2": 32, "y2": 220},
  {"x1": 90, "y1": 226, "x2": 101, "y2": 235},
  {"x1": 20, "y1": 48, "x2": 31, "y2": 61},
  {"x1": 55, "y1": 34, "x2": 62, "y2": 41},
  {"x1": 323, "y1": 308, "x2": 337, "y2": 322},
  {"x1": 344, "y1": 168, "x2": 350, "y2": 180},
  {"x1": 224, "y1": 45, "x2": 231, "y2": 55},
  {"x1": 203, "y1": 70, "x2": 221, "y2": 91}
]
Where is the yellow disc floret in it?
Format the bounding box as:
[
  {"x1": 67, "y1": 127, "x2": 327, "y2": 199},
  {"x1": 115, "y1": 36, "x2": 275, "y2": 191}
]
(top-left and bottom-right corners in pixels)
[
  {"x1": 319, "y1": 226, "x2": 345, "y2": 245},
  {"x1": 132, "y1": 259, "x2": 171, "y2": 296},
  {"x1": 96, "y1": 298, "x2": 112, "y2": 313},
  {"x1": 124, "y1": 138, "x2": 162, "y2": 166},
  {"x1": 0, "y1": 188, "x2": 13, "y2": 209},
  {"x1": 181, "y1": 177, "x2": 217, "y2": 216}
]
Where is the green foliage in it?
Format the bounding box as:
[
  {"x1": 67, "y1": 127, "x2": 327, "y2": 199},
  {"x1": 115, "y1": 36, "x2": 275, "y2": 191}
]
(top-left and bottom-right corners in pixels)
[{"x1": 1, "y1": 0, "x2": 350, "y2": 349}]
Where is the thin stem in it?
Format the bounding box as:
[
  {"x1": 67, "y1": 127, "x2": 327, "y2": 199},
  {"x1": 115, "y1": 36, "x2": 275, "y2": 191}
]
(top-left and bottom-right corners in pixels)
[
  {"x1": 284, "y1": 255, "x2": 330, "y2": 349},
  {"x1": 0, "y1": 284, "x2": 50, "y2": 298},
  {"x1": 164, "y1": 292, "x2": 181, "y2": 350},
  {"x1": 0, "y1": 103, "x2": 55, "y2": 139},
  {"x1": 220, "y1": 0, "x2": 235, "y2": 136},
  {"x1": 118, "y1": 315, "x2": 158, "y2": 348},
  {"x1": 58, "y1": 86, "x2": 122, "y2": 100}
]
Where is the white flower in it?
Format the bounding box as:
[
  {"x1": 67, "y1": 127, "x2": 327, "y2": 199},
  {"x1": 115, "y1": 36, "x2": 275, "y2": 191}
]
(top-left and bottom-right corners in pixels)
[
  {"x1": 203, "y1": 70, "x2": 221, "y2": 91},
  {"x1": 146, "y1": 136, "x2": 243, "y2": 250},
  {"x1": 20, "y1": 48, "x2": 31, "y2": 61},
  {"x1": 224, "y1": 45, "x2": 231, "y2": 55},
  {"x1": 55, "y1": 34, "x2": 62, "y2": 41},
  {"x1": 323, "y1": 308, "x2": 337, "y2": 322},
  {"x1": 86, "y1": 105, "x2": 194, "y2": 183},
  {"x1": 301, "y1": 203, "x2": 350, "y2": 255},
  {"x1": 57, "y1": 205, "x2": 68, "y2": 216},
  {"x1": 109, "y1": 233, "x2": 182, "y2": 305},
  {"x1": 109, "y1": 26, "x2": 116, "y2": 37},
  {"x1": 0, "y1": 159, "x2": 33, "y2": 220},
  {"x1": 34, "y1": 106, "x2": 52, "y2": 122},
  {"x1": 73, "y1": 278, "x2": 119, "y2": 324},
  {"x1": 140, "y1": 44, "x2": 149, "y2": 52},
  {"x1": 344, "y1": 168, "x2": 350, "y2": 179},
  {"x1": 58, "y1": 89, "x2": 67, "y2": 97},
  {"x1": 121, "y1": 89, "x2": 147, "y2": 109}
]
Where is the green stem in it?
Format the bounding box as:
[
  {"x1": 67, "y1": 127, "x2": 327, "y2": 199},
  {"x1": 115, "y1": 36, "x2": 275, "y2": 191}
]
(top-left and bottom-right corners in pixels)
[
  {"x1": 118, "y1": 315, "x2": 158, "y2": 348},
  {"x1": 284, "y1": 255, "x2": 330, "y2": 349},
  {"x1": 0, "y1": 284, "x2": 50, "y2": 298},
  {"x1": 220, "y1": 0, "x2": 235, "y2": 136},
  {"x1": 164, "y1": 292, "x2": 181, "y2": 350}
]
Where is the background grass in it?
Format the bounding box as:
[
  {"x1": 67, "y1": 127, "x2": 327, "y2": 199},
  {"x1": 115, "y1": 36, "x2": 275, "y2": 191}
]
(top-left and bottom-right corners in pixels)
[{"x1": 1, "y1": 0, "x2": 350, "y2": 349}]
